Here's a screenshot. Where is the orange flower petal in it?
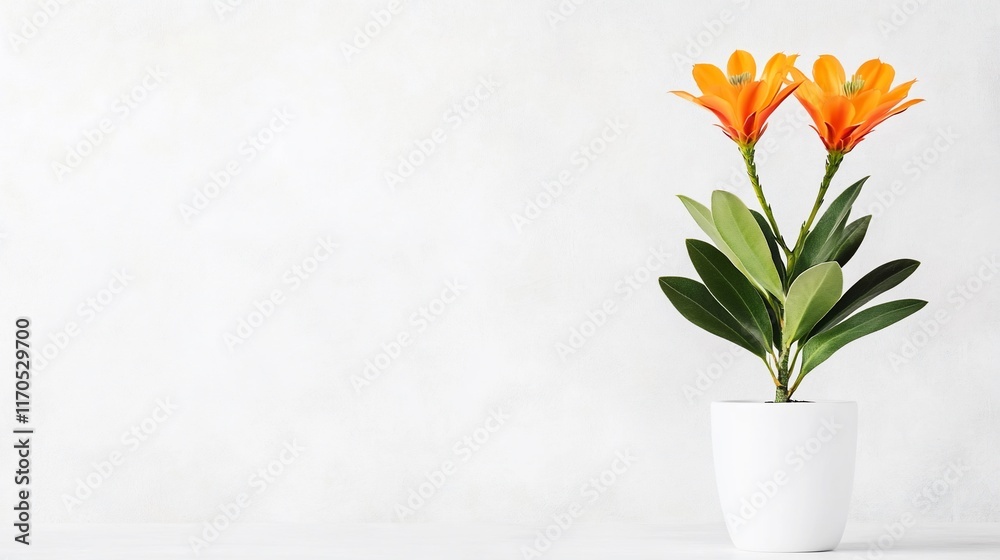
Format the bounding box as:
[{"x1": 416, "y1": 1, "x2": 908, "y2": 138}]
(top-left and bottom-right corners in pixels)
[
  {"x1": 822, "y1": 95, "x2": 856, "y2": 136},
  {"x1": 790, "y1": 68, "x2": 824, "y2": 108},
  {"x1": 813, "y1": 55, "x2": 846, "y2": 95},
  {"x1": 756, "y1": 81, "x2": 801, "y2": 127},
  {"x1": 670, "y1": 90, "x2": 699, "y2": 102},
  {"x1": 850, "y1": 98, "x2": 923, "y2": 142},
  {"x1": 760, "y1": 53, "x2": 797, "y2": 101},
  {"x1": 822, "y1": 122, "x2": 841, "y2": 150},
  {"x1": 797, "y1": 96, "x2": 828, "y2": 135},
  {"x1": 692, "y1": 64, "x2": 729, "y2": 95},
  {"x1": 866, "y1": 94, "x2": 920, "y2": 126},
  {"x1": 727, "y1": 50, "x2": 756, "y2": 80},
  {"x1": 762, "y1": 53, "x2": 795, "y2": 84},
  {"x1": 713, "y1": 124, "x2": 739, "y2": 142},
  {"x1": 838, "y1": 123, "x2": 862, "y2": 143},
  {"x1": 883, "y1": 97, "x2": 923, "y2": 117},
  {"x1": 697, "y1": 94, "x2": 738, "y2": 127},
  {"x1": 742, "y1": 110, "x2": 758, "y2": 134},
  {"x1": 737, "y1": 81, "x2": 768, "y2": 125},
  {"x1": 858, "y1": 59, "x2": 895, "y2": 93},
  {"x1": 850, "y1": 89, "x2": 882, "y2": 122},
  {"x1": 880, "y1": 79, "x2": 916, "y2": 107}
]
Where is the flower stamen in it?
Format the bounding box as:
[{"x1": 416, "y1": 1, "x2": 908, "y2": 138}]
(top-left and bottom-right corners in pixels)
[
  {"x1": 728, "y1": 72, "x2": 751, "y2": 87},
  {"x1": 842, "y1": 76, "x2": 865, "y2": 97}
]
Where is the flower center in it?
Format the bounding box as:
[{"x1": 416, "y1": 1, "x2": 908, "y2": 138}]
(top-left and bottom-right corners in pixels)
[
  {"x1": 842, "y1": 76, "x2": 865, "y2": 97},
  {"x1": 727, "y1": 72, "x2": 751, "y2": 87}
]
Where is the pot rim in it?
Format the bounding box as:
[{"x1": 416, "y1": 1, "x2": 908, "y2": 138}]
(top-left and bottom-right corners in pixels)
[{"x1": 712, "y1": 400, "x2": 857, "y2": 405}]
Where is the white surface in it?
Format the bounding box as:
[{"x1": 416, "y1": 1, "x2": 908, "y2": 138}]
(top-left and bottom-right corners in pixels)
[
  {"x1": 0, "y1": 0, "x2": 997, "y2": 528},
  {"x1": 5, "y1": 523, "x2": 1000, "y2": 559},
  {"x1": 712, "y1": 401, "x2": 858, "y2": 551}
]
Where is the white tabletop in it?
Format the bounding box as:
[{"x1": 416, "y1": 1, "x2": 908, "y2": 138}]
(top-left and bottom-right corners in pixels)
[{"x1": 8, "y1": 523, "x2": 999, "y2": 559}]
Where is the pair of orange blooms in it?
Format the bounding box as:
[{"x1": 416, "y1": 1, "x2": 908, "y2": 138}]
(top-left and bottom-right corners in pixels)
[{"x1": 672, "y1": 51, "x2": 921, "y2": 153}]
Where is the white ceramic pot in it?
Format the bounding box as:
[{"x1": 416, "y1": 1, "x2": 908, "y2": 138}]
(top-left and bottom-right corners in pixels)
[{"x1": 711, "y1": 401, "x2": 858, "y2": 552}]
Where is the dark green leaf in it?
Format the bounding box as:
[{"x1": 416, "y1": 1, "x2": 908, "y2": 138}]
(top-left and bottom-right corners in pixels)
[
  {"x1": 818, "y1": 212, "x2": 851, "y2": 261},
  {"x1": 686, "y1": 239, "x2": 773, "y2": 350},
  {"x1": 750, "y1": 210, "x2": 787, "y2": 287},
  {"x1": 801, "y1": 299, "x2": 927, "y2": 374},
  {"x1": 810, "y1": 259, "x2": 921, "y2": 336},
  {"x1": 766, "y1": 300, "x2": 782, "y2": 350},
  {"x1": 794, "y1": 176, "x2": 868, "y2": 278},
  {"x1": 659, "y1": 276, "x2": 767, "y2": 357},
  {"x1": 833, "y1": 216, "x2": 871, "y2": 266}
]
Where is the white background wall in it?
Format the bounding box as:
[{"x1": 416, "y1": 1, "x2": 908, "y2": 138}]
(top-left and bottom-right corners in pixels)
[{"x1": 0, "y1": 0, "x2": 997, "y2": 527}]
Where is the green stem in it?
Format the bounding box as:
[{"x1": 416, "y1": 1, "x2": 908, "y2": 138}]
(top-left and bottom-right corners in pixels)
[
  {"x1": 788, "y1": 150, "x2": 844, "y2": 271},
  {"x1": 773, "y1": 347, "x2": 792, "y2": 403},
  {"x1": 739, "y1": 144, "x2": 791, "y2": 255}
]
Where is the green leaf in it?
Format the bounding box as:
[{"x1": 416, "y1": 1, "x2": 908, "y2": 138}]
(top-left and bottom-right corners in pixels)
[
  {"x1": 815, "y1": 213, "x2": 850, "y2": 263},
  {"x1": 659, "y1": 276, "x2": 767, "y2": 357},
  {"x1": 677, "y1": 195, "x2": 744, "y2": 270},
  {"x1": 711, "y1": 191, "x2": 785, "y2": 301},
  {"x1": 686, "y1": 239, "x2": 773, "y2": 350},
  {"x1": 833, "y1": 216, "x2": 871, "y2": 266},
  {"x1": 783, "y1": 262, "x2": 843, "y2": 345},
  {"x1": 794, "y1": 177, "x2": 868, "y2": 278},
  {"x1": 801, "y1": 299, "x2": 927, "y2": 374},
  {"x1": 750, "y1": 210, "x2": 787, "y2": 287},
  {"x1": 765, "y1": 299, "x2": 782, "y2": 350},
  {"x1": 810, "y1": 259, "x2": 920, "y2": 336}
]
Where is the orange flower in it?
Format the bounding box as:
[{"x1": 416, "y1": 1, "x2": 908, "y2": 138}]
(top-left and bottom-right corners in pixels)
[
  {"x1": 790, "y1": 55, "x2": 923, "y2": 153},
  {"x1": 672, "y1": 50, "x2": 801, "y2": 146}
]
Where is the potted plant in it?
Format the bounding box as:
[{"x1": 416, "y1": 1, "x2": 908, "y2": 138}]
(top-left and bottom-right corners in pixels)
[{"x1": 662, "y1": 51, "x2": 925, "y2": 552}]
